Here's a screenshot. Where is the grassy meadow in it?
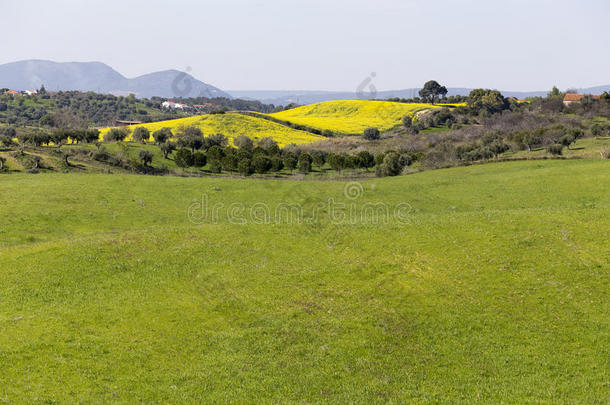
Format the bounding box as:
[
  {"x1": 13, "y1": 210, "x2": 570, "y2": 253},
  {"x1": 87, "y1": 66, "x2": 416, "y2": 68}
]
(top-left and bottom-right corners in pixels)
[
  {"x1": 270, "y1": 100, "x2": 442, "y2": 134},
  {"x1": 0, "y1": 159, "x2": 609, "y2": 402}
]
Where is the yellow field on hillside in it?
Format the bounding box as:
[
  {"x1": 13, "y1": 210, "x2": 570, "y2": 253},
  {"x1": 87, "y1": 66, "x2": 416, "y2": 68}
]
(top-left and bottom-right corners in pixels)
[
  {"x1": 269, "y1": 100, "x2": 442, "y2": 134},
  {"x1": 99, "y1": 113, "x2": 323, "y2": 146}
]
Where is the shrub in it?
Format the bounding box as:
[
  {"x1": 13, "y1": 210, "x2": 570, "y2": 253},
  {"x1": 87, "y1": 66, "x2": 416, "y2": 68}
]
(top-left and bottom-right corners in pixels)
[
  {"x1": 271, "y1": 156, "x2": 284, "y2": 172},
  {"x1": 132, "y1": 127, "x2": 150, "y2": 144},
  {"x1": 238, "y1": 158, "x2": 253, "y2": 176},
  {"x1": 363, "y1": 127, "x2": 380, "y2": 140},
  {"x1": 221, "y1": 154, "x2": 238, "y2": 173},
  {"x1": 547, "y1": 144, "x2": 564, "y2": 156},
  {"x1": 104, "y1": 127, "x2": 129, "y2": 142},
  {"x1": 327, "y1": 153, "x2": 346, "y2": 171},
  {"x1": 174, "y1": 148, "x2": 194, "y2": 168},
  {"x1": 192, "y1": 151, "x2": 207, "y2": 167},
  {"x1": 138, "y1": 150, "x2": 154, "y2": 166},
  {"x1": 208, "y1": 159, "x2": 222, "y2": 173},
  {"x1": 297, "y1": 153, "x2": 312, "y2": 173},
  {"x1": 356, "y1": 151, "x2": 375, "y2": 169},
  {"x1": 234, "y1": 134, "x2": 254, "y2": 150},
  {"x1": 252, "y1": 155, "x2": 272, "y2": 174},
  {"x1": 283, "y1": 154, "x2": 297, "y2": 171},
  {"x1": 153, "y1": 127, "x2": 172, "y2": 144},
  {"x1": 159, "y1": 141, "x2": 176, "y2": 159}
]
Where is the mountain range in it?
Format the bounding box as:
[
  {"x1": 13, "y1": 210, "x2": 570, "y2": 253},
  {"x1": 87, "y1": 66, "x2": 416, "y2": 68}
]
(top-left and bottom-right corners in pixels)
[
  {"x1": 0, "y1": 59, "x2": 607, "y2": 105},
  {"x1": 0, "y1": 60, "x2": 230, "y2": 99}
]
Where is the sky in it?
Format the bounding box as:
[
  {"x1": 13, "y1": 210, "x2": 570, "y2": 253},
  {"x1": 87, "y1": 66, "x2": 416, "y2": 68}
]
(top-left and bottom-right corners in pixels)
[{"x1": 1, "y1": 0, "x2": 608, "y2": 92}]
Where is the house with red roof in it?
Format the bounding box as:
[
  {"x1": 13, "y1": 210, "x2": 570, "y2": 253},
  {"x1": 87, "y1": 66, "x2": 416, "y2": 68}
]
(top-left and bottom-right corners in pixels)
[{"x1": 563, "y1": 93, "x2": 600, "y2": 106}]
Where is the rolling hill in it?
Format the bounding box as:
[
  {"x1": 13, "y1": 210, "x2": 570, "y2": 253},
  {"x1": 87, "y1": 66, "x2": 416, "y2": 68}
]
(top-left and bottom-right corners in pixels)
[
  {"x1": 270, "y1": 100, "x2": 442, "y2": 134},
  {"x1": 99, "y1": 112, "x2": 323, "y2": 146},
  {"x1": 0, "y1": 159, "x2": 608, "y2": 402},
  {"x1": 0, "y1": 60, "x2": 230, "y2": 99}
]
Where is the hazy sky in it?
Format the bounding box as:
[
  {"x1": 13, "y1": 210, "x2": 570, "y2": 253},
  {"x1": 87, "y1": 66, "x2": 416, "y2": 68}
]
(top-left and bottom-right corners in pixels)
[{"x1": 1, "y1": 0, "x2": 608, "y2": 91}]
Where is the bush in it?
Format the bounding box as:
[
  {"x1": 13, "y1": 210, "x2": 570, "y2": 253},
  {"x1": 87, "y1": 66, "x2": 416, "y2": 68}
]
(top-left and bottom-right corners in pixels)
[
  {"x1": 138, "y1": 150, "x2": 154, "y2": 166},
  {"x1": 356, "y1": 151, "x2": 375, "y2": 169},
  {"x1": 208, "y1": 159, "x2": 222, "y2": 173},
  {"x1": 271, "y1": 156, "x2": 284, "y2": 172},
  {"x1": 327, "y1": 153, "x2": 346, "y2": 171},
  {"x1": 297, "y1": 153, "x2": 312, "y2": 173},
  {"x1": 283, "y1": 154, "x2": 297, "y2": 171},
  {"x1": 132, "y1": 127, "x2": 150, "y2": 144},
  {"x1": 192, "y1": 151, "x2": 207, "y2": 167},
  {"x1": 363, "y1": 127, "x2": 380, "y2": 140},
  {"x1": 547, "y1": 144, "x2": 564, "y2": 156},
  {"x1": 159, "y1": 141, "x2": 176, "y2": 159},
  {"x1": 104, "y1": 127, "x2": 129, "y2": 142},
  {"x1": 376, "y1": 152, "x2": 403, "y2": 177},
  {"x1": 175, "y1": 148, "x2": 194, "y2": 168},
  {"x1": 234, "y1": 134, "x2": 254, "y2": 150},
  {"x1": 252, "y1": 155, "x2": 272, "y2": 174},
  {"x1": 153, "y1": 127, "x2": 172, "y2": 144},
  {"x1": 238, "y1": 158, "x2": 253, "y2": 176},
  {"x1": 221, "y1": 154, "x2": 238, "y2": 173}
]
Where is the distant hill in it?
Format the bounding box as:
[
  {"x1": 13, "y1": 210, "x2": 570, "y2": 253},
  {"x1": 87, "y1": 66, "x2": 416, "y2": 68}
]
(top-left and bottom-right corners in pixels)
[
  {"x1": 0, "y1": 60, "x2": 230, "y2": 99},
  {"x1": 229, "y1": 86, "x2": 609, "y2": 105}
]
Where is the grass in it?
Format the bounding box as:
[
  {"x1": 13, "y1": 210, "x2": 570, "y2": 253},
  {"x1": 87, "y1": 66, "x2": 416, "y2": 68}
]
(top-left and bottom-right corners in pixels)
[
  {"x1": 270, "y1": 100, "x2": 442, "y2": 134},
  {"x1": 99, "y1": 113, "x2": 323, "y2": 146},
  {"x1": 0, "y1": 159, "x2": 609, "y2": 402}
]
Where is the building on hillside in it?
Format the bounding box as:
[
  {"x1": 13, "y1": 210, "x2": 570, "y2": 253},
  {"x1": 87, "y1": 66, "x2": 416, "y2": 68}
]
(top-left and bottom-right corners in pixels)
[
  {"x1": 24, "y1": 89, "x2": 38, "y2": 96},
  {"x1": 563, "y1": 94, "x2": 600, "y2": 106},
  {"x1": 162, "y1": 101, "x2": 187, "y2": 109},
  {"x1": 4, "y1": 90, "x2": 19, "y2": 95},
  {"x1": 116, "y1": 120, "x2": 142, "y2": 126}
]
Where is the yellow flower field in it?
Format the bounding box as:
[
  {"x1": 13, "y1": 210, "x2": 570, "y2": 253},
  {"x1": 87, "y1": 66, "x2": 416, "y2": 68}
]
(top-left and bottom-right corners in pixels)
[
  {"x1": 270, "y1": 100, "x2": 442, "y2": 134},
  {"x1": 99, "y1": 112, "x2": 323, "y2": 146}
]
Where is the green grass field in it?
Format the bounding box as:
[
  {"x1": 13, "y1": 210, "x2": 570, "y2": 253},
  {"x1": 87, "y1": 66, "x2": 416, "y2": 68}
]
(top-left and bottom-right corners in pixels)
[{"x1": 1, "y1": 159, "x2": 609, "y2": 402}]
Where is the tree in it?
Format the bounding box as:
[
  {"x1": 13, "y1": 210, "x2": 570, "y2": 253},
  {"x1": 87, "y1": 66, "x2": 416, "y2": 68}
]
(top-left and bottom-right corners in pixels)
[
  {"x1": 327, "y1": 153, "x2": 346, "y2": 172},
  {"x1": 419, "y1": 80, "x2": 448, "y2": 104},
  {"x1": 559, "y1": 134, "x2": 575, "y2": 150},
  {"x1": 283, "y1": 154, "x2": 297, "y2": 172},
  {"x1": 176, "y1": 126, "x2": 204, "y2": 152},
  {"x1": 192, "y1": 151, "x2": 207, "y2": 167},
  {"x1": 138, "y1": 150, "x2": 154, "y2": 166},
  {"x1": 238, "y1": 157, "x2": 253, "y2": 176},
  {"x1": 548, "y1": 86, "x2": 563, "y2": 98},
  {"x1": 297, "y1": 153, "x2": 312, "y2": 173},
  {"x1": 208, "y1": 159, "x2": 222, "y2": 173},
  {"x1": 104, "y1": 127, "x2": 129, "y2": 142},
  {"x1": 174, "y1": 148, "x2": 194, "y2": 168},
  {"x1": 547, "y1": 144, "x2": 563, "y2": 156},
  {"x1": 468, "y1": 89, "x2": 508, "y2": 114},
  {"x1": 207, "y1": 145, "x2": 225, "y2": 161},
  {"x1": 221, "y1": 154, "x2": 238, "y2": 173},
  {"x1": 376, "y1": 152, "x2": 403, "y2": 176},
  {"x1": 234, "y1": 134, "x2": 254, "y2": 151},
  {"x1": 252, "y1": 155, "x2": 272, "y2": 174},
  {"x1": 0, "y1": 156, "x2": 5, "y2": 170},
  {"x1": 159, "y1": 141, "x2": 176, "y2": 159},
  {"x1": 402, "y1": 115, "x2": 413, "y2": 129},
  {"x1": 204, "y1": 133, "x2": 228, "y2": 150},
  {"x1": 153, "y1": 127, "x2": 172, "y2": 144},
  {"x1": 363, "y1": 127, "x2": 380, "y2": 141},
  {"x1": 312, "y1": 151, "x2": 326, "y2": 169},
  {"x1": 356, "y1": 151, "x2": 375, "y2": 170},
  {"x1": 258, "y1": 137, "x2": 278, "y2": 151},
  {"x1": 270, "y1": 156, "x2": 284, "y2": 172},
  {"x1": 84, "y1": 129, "x2": 100, "y2": 143},
  {"x1": 132, "y1": 127, "x2": 150, "y2": 144}
]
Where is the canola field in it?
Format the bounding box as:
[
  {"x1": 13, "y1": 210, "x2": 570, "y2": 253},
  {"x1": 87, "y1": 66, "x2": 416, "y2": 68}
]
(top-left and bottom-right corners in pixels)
[
  {"x1": 99, "y1": 113, "x2": 323, "y2": 146},
  {"x1": 270, "y1": 100, "x2": 441, "y2": 134}
]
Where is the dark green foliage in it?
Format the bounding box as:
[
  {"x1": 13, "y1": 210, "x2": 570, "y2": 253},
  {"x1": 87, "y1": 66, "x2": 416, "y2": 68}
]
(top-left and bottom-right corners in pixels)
[
  {"x1": 234, "y1": 134, "x2": 254, "y2": 151},
  {"x1": 221, "y1": 154, "x2": 238, "y2": 173},
  {"x1": 159, "y1": 141, "x2": 176, "y2": 159},
  {"x1": 138, "y1": 150, "x2": 154, "y2": 166},
  {"x1": 376, "y1": 152, "x2": 403, "y2": 177},
  {"x1": 355, "y1": 151, "x2": 375, "y2": 169},
  {"x1": 176, "y1": 126, "x2": 204, "y2": 152},
  {"x1": 468, "y1": 89, "x2": 508, "y2": 114},
  {"x1": 208, "y1": 159, "x2": 222, "y2": 173},
  {"x1": 419, "y1": 80, "x2": 448, "y2": 104},
  {"x1": 363, "y1": 127, "x2": 380, "y2": 141},
  {"x1": 192, "y1": 152, "x2": 207, "y2": 167},
  {"x1": 547, "y1": 144, "x2": 564, "y2": 155},
  {"x1": 297, "y1": 153, "x2": 312, "y2": 173},
  {"x1": 153, "y1": 127, "x2": 173, "y2": 144},
  {"x1": 207, "y1": 145, "x2": 225, "y2": 161},
  {"x1": 238, "y1": 158, "x2": 253, "y2": 176},
  {"x1": 174, "y1": 148, "x2": 194, "y2": 168},
  {"x1": 252, "y1": 155, "x2": 272, "y2": 174},
  {"x1": 104, "y1": 127, "x2": 129, "y2": 142},
  {"x1": 132, "y1": 127, "x2": 150, "y2": 144},
  {"x1": 311, "y1": 151, "x2": 326, "y2": 169},
  {"x1": 270, "y1": 156, "x2": 284, "y2": 172},
  {"x1": 327, "y1": 153, "x2": 346, "y2": 171},
  {"x1": 283, "y1": 154, "x2": 297, "y2": 171}
]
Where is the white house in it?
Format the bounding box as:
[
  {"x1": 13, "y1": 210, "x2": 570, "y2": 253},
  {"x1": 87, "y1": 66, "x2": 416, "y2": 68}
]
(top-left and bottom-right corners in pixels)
[
  {"x1": 162, "y1": 101, "x2": 187, "y2": 109},
  {"x1": 24, "y1": 89, "x2": 38, "y2": 96}
]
